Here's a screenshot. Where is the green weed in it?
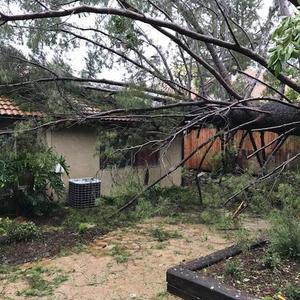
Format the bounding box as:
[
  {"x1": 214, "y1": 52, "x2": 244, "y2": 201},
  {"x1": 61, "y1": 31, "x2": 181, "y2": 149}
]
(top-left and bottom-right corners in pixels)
[
  {"x1": 78, "y1": 222, "x2": 90, "y2": 234},
  {"x1": 109, "y1": 244, "x2": 131, "y2": 263},
  {"x1": 260, "y1": 251, "x2": 281, "y2": 269},
  {"x1": 154, "y1": 242, "x2": 169, "y2": 250},
  {"x1": 150, "y1": 228, "x2": 183, "y2": 242},
  {"x1": 156, "y1": 289, "x2": 169, "y2": 299},
  {"x1": 2, "y1": 265, "x2": 68, "y2": 297},
  {"x1": 224, "y1": 260, "x2": 241, "y2": 279}
]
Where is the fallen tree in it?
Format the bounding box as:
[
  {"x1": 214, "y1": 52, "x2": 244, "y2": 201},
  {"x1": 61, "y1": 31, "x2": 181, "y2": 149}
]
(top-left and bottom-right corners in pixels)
[{"x1": 0, "y1": 0, "x2": 299, "y2": 213}]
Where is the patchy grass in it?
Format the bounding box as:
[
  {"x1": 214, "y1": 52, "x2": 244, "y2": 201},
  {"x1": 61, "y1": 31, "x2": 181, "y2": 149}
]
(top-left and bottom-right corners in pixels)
[
  {"x1": 156, "y1": 289, "x2": 170, "y2": 299},
  {"x1": 149, "y1": 228, "x2": 183, "y2": 242},
  {"x1": 154, "y1": 241, "x2": 169, "y2": 250},
  {"x1": 109, "y1": 244, "x2": 131, "y2": 263},
  {"x1": 0, "y1": 264, "x2": 69, "y2": 297}
]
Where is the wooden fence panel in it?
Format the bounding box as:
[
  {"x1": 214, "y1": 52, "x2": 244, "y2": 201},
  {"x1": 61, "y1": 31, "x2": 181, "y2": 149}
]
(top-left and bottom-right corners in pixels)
[{"x1": 184, "y1": 128, "x2": 300, "y2": 171}]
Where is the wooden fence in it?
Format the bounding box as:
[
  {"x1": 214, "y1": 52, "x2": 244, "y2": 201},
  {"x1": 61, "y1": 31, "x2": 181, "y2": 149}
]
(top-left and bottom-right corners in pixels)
[{"x1": 184, "y1": 128, "x2": 300, "y2": 171}]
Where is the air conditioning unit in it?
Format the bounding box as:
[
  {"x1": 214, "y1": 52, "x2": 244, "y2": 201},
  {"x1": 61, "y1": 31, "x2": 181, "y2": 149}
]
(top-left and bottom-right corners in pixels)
[{"x1": 68, "y1": 178, "x2": 101, "y2": 209}]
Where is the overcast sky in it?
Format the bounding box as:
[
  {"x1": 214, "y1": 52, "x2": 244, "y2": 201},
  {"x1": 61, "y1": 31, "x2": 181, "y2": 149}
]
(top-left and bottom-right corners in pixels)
[
  {"x1": 5, "y1": 1, "x2": 274, "y2": 81},
  {"x1": 70, "y1": 1, "x2": 274, "y2": 80}
]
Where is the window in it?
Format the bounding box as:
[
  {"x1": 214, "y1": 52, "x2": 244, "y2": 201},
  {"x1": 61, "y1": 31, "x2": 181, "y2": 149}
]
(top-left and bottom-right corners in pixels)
[{"x1": 134, "y1": 148, "x2": 159, "y2": 167}]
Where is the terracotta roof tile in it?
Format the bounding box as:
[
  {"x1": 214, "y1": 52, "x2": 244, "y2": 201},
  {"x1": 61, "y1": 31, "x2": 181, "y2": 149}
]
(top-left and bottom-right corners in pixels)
[
  {"x1": 0, "y1": 97, "x2": 43, "y2": 117},
  {"x1": 0, "y1": 96, "x2": 139, "y2": 123}
]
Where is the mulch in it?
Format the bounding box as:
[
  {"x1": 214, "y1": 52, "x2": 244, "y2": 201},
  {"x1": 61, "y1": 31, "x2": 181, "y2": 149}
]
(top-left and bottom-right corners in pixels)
[
  {"x1": 201, "y1": 246, "x2": 300, "y2": 298},
  {"x1": 0, "y1": 227, "x2": 105, "y2": 265}
]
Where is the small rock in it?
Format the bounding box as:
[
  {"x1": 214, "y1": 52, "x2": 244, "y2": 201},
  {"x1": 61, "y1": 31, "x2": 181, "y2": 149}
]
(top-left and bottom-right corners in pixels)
[{"x1": 129, "y1": 293, "x2": 137, "y2": 299}]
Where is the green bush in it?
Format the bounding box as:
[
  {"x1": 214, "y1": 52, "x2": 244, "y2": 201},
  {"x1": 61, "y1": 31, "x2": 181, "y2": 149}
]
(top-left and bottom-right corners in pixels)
[
  {"x1": 109, "y1": 244, "x2": 131, "y2": 263},
  {"x1": 268, "y1": 212, "x2": 300, "y2": 260},
  {"x1": 7, "y1": 221, "x2": 41, "y2": 242},
  {"x1": 0, "y1": 132, "x2": 68, "y2": 215},
  {"x1": 266, "y1": 177, "x2": 300, "y2": 261},
  {"x1": 0, "y1": 217, "x2": 13, "y2": 235},
  {"x1": 211, "y1": 145, "x2": 237, "y2": 176},
  {"x1": 283, "y1": 283, "x2": 300, "y2": 300}
]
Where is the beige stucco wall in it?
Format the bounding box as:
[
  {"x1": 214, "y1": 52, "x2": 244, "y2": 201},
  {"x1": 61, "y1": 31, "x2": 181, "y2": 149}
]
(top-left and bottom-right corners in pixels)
[
  {"x1": 100, "y1": 137, "x2": 182, "y2": 195},
  {"x1": 45, "y1": 126, "x2": 99, "y2": 188},
  {"x1": 46, "y1": 127, "x2": 182, "y2": 196}
]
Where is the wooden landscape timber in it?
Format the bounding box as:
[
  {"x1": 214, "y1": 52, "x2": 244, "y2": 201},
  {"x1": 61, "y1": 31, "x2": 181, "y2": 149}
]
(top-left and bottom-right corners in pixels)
[{"x1": 167, "y1": 239, "x2": 267, "y2": 300}]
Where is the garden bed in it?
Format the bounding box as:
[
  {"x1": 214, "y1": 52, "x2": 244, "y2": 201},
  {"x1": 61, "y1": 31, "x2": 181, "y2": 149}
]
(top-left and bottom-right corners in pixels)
[
  {"x1": 167, "y1": 239, "x2": 299, "y2": 300},
  {"x1": 0, "y1": 227, "x2": 104, "y2": 265}
]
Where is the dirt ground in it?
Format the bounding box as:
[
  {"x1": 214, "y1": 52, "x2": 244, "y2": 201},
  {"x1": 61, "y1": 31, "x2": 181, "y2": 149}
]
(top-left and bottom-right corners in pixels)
[{"x1": 1, "y1": 217, "x2": 266, "y2": 300}]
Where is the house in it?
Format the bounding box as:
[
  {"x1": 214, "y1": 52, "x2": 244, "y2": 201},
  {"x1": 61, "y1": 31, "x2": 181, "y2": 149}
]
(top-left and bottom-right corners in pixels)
[{"x1": 0, "y1": 97, "x2": 182, "y2": 196}]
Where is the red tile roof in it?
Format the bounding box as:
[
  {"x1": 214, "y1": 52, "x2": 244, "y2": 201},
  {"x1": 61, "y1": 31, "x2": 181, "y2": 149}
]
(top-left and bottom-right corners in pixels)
[
  {"x1": 0, "y1": 97, "x2": 43, "y2": 117},
  {"x1": 0, "y1": 97, "x2": 140, "y2": 123}
]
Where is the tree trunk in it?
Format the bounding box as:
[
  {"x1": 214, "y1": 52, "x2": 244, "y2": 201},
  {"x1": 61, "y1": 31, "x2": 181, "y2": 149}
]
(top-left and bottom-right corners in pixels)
[{"x1": 212, "y1": 102, "x2": 300, "y2": 135}]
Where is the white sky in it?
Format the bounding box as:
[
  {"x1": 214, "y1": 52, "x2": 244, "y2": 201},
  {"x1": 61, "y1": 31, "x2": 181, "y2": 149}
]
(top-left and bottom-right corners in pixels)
[
  {"x1": 3, "y1": 1, "x2": 274, "y2": 81},
  {"x1": 70, "y1": 1, "x2": 274, "y2": 80}
]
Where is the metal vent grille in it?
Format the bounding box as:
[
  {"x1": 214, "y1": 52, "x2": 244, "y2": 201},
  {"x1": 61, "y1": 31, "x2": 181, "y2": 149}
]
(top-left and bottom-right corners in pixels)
[{"x1": 68, "y1": 178, "x2": 101, "y2": 209}]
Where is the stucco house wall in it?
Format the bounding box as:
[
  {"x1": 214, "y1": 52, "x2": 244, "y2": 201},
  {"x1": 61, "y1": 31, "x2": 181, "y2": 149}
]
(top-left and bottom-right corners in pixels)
[
  {"x1": 100, "y1": 136, "x2": 182, "y2": 195},
  {"x1": 46, "y1": 126, "x2": 182, "y2": 196},
  {"x1": 45, "y1": 126, "x2": 99, "y2": 188},
  {"x1": 0, "y1": 97, "x2": 182, "y2": 198}
]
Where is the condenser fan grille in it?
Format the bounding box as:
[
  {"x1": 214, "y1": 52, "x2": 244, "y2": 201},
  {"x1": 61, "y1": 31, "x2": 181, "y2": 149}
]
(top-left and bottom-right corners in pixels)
[{"x1": 68, "y1": 178, "x2": 101, "y2": 209}]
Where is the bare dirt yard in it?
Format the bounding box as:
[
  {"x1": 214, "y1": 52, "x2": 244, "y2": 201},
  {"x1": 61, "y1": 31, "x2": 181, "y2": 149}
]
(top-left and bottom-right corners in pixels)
[{"x1": 0, "y1": 216, "x2": 266, "y2": 300}]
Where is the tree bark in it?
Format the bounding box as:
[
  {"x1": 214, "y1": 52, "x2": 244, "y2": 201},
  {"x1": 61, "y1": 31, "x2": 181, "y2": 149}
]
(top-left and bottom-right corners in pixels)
[{"x1": 211, "y1": 102, "x2": 300, "y2": 135}]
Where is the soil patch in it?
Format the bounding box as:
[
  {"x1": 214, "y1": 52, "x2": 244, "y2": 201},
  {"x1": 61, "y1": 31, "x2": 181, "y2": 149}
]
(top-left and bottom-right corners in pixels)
[
  {"x1": 1, "y1": 217, "x2": 233, "y2": 300},
  {"x1": 0, "y1": 227, "x2": 104, "y2": 265},
  {"x1": 0, "y1": 216, "x2": 268, "y2": 300},
  {"x1": 201, "y1": 245, "x2": 300, "y2": 298}
]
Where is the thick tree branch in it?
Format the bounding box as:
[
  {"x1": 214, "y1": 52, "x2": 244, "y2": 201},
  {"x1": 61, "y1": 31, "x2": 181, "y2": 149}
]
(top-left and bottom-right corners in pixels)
[{"x1": 1, "y1": 5, "x2": 300, "y2": 92}]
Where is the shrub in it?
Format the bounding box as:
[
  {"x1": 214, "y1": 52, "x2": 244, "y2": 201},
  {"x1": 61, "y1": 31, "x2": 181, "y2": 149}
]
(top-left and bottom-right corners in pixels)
[
  {"x1": 199, "y1": 209, "x2": 222, "y2": 224},
  {"x1": 283, "y1": 283, "x2": 300, "y2": 300},
  {"x1": 6, "y1": 221, "x2": 41, "y2": 242},
  {"x1": 0, "y1": 217, "x2": 13, "y2": 235},
  {"x1": 211, "y1": 145, "x2": 237, "y2": 176},
  {"x1": 0, "y1": 131, "x2": 68, "y2": 215},
  {"x1": 268, "y1": 212, "x2": 300, "y2": 260},
  {"x1": 266, "y1": 179, "x2": 300, "y2": 261}
]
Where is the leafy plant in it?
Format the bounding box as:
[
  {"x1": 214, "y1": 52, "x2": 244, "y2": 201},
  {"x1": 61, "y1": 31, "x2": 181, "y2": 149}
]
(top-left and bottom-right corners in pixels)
[
  {"x1": 265, "y1": 178, "x2": 300, "y2": 260},
  {"x1": 234, "y1": 228, "x2": 253, "y2": 251},
  {"x1": 268, "y1": 212, "x2": 300, "y2": 260},
  {"x1": 282, "y1": 283, "x2": 300, "y2": 300},
  {"x1": 268, "y1": 14, "x2": 300, "y2": 75},
  {"x1": 14, "y1": 265, "x2": 68, "y2": 297},
  {"x1": 260, "y1": 251, "x2": 281, "y2": 269},
  {"x1": 78, "y1": 222, "x2": 90, "y2": 234},
  {"x1": 211, "y1": 145, "x2": 237, "y2": 176},
  {"x1": 6, "y1": 221, "x2": 41, "y2": 242},
  {"x1": 224, "y1": 260, "x2": 241, "y2": 279},
  {"x1": 0, "y1": 130, "x2": 69, "y2": 215},
  {"x1": 0, "y1": 217, "x2": 13, "y2": 235}
]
